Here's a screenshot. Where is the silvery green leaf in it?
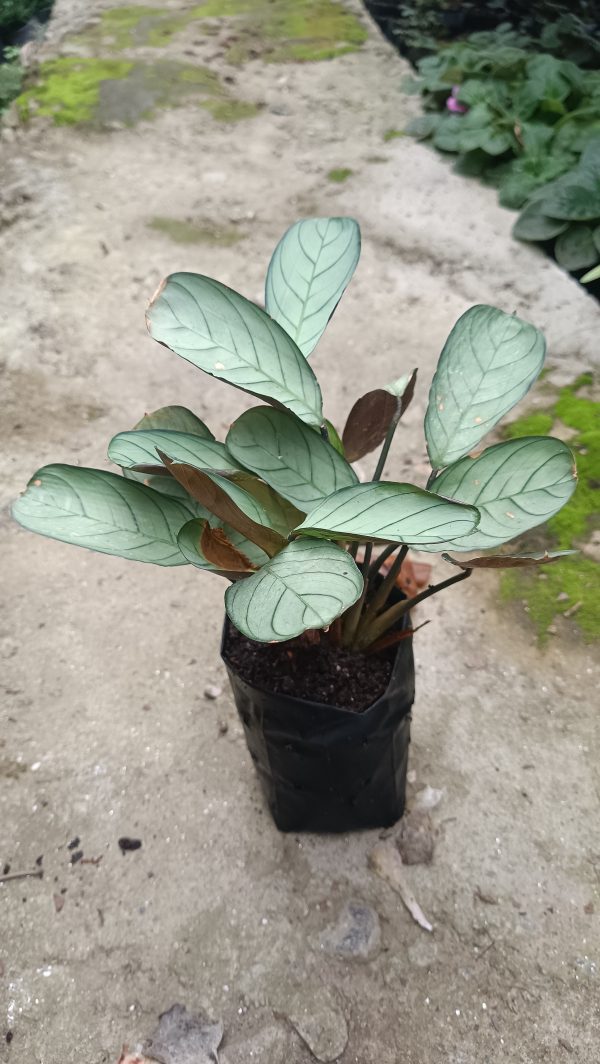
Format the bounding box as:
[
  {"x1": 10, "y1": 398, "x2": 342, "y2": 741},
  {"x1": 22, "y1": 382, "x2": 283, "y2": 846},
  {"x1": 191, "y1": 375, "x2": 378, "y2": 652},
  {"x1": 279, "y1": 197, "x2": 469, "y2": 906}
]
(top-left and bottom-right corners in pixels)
[
  {"x1": 431, "y1": 436, "x2": 577, "y2": 550},
  {"x1": 108, "y1": 429, "x2": 242, "y2": 474},
  {"x1": 133, "y1": 405, "x2": 214, "y2": 437},
  {"x1": 226, "y1": 406, "x2": 357, "y2": 511},
  {"x1": 225, "y1": 538, "x2": 363, "y2": 642},
  {"x1": 12, "y1": 465, "x2": 190, "y2": 565},
  {"x1": 425, "y1": 305, "x2": 546, "y2": 469},
  {"x1": 294, "y1": 482, "x2": 479, "y2": 545},
  {"x1": 147, "y1": 273, "x2": 323, "y2": 427},
  {"x1": 265, "y1": 217, "x2": 360, "y2": 356}
]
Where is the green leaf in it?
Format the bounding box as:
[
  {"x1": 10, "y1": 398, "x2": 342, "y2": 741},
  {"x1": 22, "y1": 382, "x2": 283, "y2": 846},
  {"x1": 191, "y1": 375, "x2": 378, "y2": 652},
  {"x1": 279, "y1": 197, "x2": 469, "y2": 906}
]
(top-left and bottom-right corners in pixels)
[
  {"x1": 324, "y1": 419, "x2": 345, "y2": 456},
  {"x1": 226, "y1": 406, "x2": 357, "y2": 511},
  {"x1": 146, "y1": 273, "x2": 323, "y2": 428},
  {"x1": 406, "y1": 113, "x2": 440, "y2": 139},
  {"x1": 513, "y1": 199, "x2": 569, "y2": 241},
  {"x1": 294, "y1": 482, "x2": 479, "y2": 546},
  {"x1": 554, "y1": 225, "x2": 599, "y2": 271},
  {"x1": 178, "y1": 518, "x2": 268, "y2": 575},
  {"x1": 122, "y1": 465, "x2": 210, "y2": 515},
  {"x1": 525, "y1": 54, "x2": 572, "y2": 105},
  {"x1": 12, "y1": 465, "x2": 190, "y2": 566},
  {"x1": 540, "y1": 175, "x2": 600, "y2": 221},
  {"x1": 133, "y1": 405, "x2": 214, "y2": 437},
  {"x1": 431, "y1": 437, "x2": 577, "y2": 550},
  {"x1": 224, "y1": 538, "x2": 363, "y2": 642},
  {"x1": 108, "y1": 429, "x2": 243, "y2": 474},
  {"x1": 264, "y1": 217, "x2": 360, "y2": 358},
  {"x1": 581, "y1": 263, "x2": 600, "y2": 283},
  {"x1": 424, "y1": 305, "x2": 546, "y2": 469}
]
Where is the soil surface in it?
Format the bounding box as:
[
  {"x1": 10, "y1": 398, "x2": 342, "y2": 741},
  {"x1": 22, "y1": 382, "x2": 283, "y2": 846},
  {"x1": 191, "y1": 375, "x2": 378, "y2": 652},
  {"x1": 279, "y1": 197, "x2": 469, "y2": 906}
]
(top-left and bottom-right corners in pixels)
[
  {"x1": 1, "y1": 3, "x2": 599, "y2": 1064},
  {"x1": 225, "y1": 625, "x2": 394, "y2": 710}
]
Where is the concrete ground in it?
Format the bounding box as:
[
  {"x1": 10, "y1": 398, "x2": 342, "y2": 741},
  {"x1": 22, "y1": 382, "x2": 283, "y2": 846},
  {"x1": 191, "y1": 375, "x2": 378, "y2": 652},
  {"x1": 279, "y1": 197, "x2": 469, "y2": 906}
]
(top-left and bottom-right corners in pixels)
[{"x1": 0, "y1": 2, "x2": 598, "y2": 1062}]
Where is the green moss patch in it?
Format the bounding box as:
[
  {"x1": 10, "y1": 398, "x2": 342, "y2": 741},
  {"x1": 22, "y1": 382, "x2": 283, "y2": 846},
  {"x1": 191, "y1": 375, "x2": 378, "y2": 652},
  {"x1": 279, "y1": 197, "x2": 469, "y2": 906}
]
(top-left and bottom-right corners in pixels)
[
  {"x1": 196, "y1": 0, "x2": 367, "y2": 64},
  {"x1": 383, "y1": 128, "x2": 405, "y2": 142},
  {"x1": 327, "y1": 167, "x2": 353, "y2": 183},
  {"x1": 75, "y1": 6, "x2": 187, "y2": 51},
  {"x1": 500, "y1": 376, "x2": 600, "y2": 643},
  {"x1": 147, "y1": 216, "x2": 244, "y2": 245},
  {"x1": 16, "y1": 57, "x2": 258, "y2": 126}
]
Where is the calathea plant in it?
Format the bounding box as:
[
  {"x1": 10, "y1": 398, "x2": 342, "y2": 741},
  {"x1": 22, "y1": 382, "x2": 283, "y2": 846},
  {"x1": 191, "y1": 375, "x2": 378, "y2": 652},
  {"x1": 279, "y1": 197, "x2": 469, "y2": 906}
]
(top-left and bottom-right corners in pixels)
[{"x1": 13, "y1": 217, "x2": 577, "y2": 654}]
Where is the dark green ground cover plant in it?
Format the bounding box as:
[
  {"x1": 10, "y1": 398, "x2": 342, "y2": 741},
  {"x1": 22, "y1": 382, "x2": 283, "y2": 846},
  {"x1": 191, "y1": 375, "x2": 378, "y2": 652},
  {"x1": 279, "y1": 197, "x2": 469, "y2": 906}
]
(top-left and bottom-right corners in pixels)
[
  {"x1": 409, "y1": 26, "x2": 600, "y2": 209},
  {"x1": 365, "y1": 2, "x2": 600, "y2": 67},
  {"x1": 0, "y1": 45, "x2": 22, "y2": 112},
  {"x1": 0, "y1": 0, "x2": 51, "y2": 35},
  {"x1": 13, "y1": 218, "x2": 578, "y2": 651},
  {"x1": 514, "y1": 139, "x2": 600, "y2": 278}
]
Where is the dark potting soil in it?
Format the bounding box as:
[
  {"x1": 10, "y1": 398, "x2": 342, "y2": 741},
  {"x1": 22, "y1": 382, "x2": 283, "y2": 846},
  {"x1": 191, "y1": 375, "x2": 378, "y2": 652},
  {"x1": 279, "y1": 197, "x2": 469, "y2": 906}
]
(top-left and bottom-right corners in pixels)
[{"x1": 225, "y1": 627, "x2": 394, "y2": 712}]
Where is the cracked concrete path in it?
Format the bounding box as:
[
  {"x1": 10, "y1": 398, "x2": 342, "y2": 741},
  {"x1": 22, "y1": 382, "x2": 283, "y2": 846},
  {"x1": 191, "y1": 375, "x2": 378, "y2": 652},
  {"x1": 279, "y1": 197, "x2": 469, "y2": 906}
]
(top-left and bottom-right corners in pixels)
[{"x1": 1, "y1": 2, "x2": 598, "y2": 1062}]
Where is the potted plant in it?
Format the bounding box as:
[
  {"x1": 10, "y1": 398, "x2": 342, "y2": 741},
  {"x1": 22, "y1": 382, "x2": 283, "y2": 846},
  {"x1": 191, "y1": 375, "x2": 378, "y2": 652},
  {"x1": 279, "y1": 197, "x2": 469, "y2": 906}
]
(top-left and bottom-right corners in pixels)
[{"x1": 12, "y1": 217, "x2": 577, "y2": 833}]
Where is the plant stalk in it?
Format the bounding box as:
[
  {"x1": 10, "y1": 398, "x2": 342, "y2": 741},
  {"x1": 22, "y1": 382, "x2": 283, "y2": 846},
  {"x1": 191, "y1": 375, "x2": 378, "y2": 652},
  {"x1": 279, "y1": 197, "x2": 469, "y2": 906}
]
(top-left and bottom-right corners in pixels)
[
  {"x1": 367, "y1": 542, "x2": 397, "y2": 579},
  {"x1": 362, "y1": 544, "x2": 409, "y2": 622},
  {"x1": 355, "y1": 567, "x2": 472, "y2": 650}
]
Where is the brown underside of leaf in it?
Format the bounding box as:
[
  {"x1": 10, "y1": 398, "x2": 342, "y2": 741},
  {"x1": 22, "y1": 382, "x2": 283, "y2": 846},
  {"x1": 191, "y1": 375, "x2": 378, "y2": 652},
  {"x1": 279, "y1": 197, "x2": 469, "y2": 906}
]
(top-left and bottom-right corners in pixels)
[
  {"x1": 200, "y1": 523, "x2": 257, "y2": 572},
  {"x1": 158, "y1": 453, "x2": 285, "y2": 557},
  {"x1": 225, "y1": 471, "x2": 306, "y2": 529},
  {"x1": 342, "y1": 388, "x2": 399, "y2": 463},
  {"x1": 442, "y1": 551, "x2": 573, "y2": 570}
]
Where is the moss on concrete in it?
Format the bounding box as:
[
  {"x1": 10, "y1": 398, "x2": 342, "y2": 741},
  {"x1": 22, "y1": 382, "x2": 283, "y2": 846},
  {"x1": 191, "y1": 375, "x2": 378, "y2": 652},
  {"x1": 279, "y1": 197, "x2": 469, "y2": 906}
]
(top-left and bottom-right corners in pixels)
[
  {"x1": 16, "y1": 57, "x2": 258, "y2": 126},
  {"x1": 503, "y1": 411, "x2": 554, "y2": 438},
  {"x1": 148, "y1": 216, "x2": 244, "y2": 244},
  {"x1": 500, "y1": 376, "x2": 600, "y2": 643},
  {"x1": 16, "y1": 58, "x2": 134, "y2": 125},
  {"x1": 196, "y1": 0, "x2": 367, "y2": 64},
  {"x1": 383, "y1": 128, "x2": 405, "y2": 142},
  {"x1": 76, "y1": 6, "x2": 187, "y2": 50},
  {"x1": 327, "y1": 167, "x2": 353, "y2": 183}
]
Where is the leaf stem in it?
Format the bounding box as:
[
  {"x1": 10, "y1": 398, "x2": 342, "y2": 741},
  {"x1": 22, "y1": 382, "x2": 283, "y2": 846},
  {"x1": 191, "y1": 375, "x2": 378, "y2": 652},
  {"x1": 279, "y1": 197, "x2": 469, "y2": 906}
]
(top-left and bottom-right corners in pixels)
[
  {"x1": 372, "y1": 410, "x2": 401, "y2": 482},
  {"x1": 367, "y1": 542, "x2": 397, "y2": 579},
  {"x1": 355, "y1": 566, "x2": 472, "y2": 650},
  {"x1": 364, "y1": 544, "x2": 409, "y2": 619}
]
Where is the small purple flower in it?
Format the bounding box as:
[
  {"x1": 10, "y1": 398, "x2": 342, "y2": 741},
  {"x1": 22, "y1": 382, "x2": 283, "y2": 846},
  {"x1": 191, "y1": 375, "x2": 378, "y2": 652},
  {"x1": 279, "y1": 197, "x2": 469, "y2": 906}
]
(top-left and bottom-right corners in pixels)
[{"x1": 446, "y1": 85, "x2": 467, "y2": 114}]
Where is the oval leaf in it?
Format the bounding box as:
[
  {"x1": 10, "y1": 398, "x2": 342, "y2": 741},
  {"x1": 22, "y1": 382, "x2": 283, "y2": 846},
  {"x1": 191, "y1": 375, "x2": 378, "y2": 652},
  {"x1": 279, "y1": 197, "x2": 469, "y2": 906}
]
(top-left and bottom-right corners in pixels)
[
  {"x1": 12, "y1": 465, "x2": 190, "y2": 566},
  {"x1": 342, "y1": 389, "x2": 399, "y2": 463},
  {"x1": 160, "y1": 456, "x2": 286, "y2": 558},
  {"x1": 133, "y1": 405, "x2": 214, "y2": 437},
  {"x1": 226, "y1": 406, "x2": 358, "y2": 511},
  {"x1": 122, "y1": 465, "x2": 211, "y2": 515},
  {"x1": 178, "y1": 518, "x2": 268, "y2": 573},
  {"x1": 431, "y1": 436, "x2": 577, "y2": 550},
  {"x1": 294, "y1": 482, "x2": 480, "y2": 545},
  {"x1": 442, "y1": 550, "x2": 577, "y2": 570},
  {"x1": 425, "y1": 305, "x2": 546, "y2": 469},
  {"x1": 146, "y1": 273, "x2": 323, "y2": 428},
  {"x1": 513, "y1": 200, "x2": 569, "y2": 242},
  {"x1": 225, "y1": 538, "x2": 363, "y2": 642},
  {"x1": 108, "y1": 429, "x2": 243, "y2": 474},
  {"x1": 265, "y1": 217, "x2": 361, "y2": 357},
  {"x1": 554, "y1": 225, "x2": 598, "y2": 271}
]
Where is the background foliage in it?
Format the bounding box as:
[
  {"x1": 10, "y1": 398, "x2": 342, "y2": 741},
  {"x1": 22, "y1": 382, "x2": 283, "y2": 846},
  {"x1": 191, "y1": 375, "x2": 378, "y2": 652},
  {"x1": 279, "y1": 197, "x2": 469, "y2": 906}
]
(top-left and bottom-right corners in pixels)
[
  {"x1": 365, "y1": 1, "x2": 600, "y2": 67},
  {"x1": 400, "y1": 17, "x2": 600, "y2": 282}
]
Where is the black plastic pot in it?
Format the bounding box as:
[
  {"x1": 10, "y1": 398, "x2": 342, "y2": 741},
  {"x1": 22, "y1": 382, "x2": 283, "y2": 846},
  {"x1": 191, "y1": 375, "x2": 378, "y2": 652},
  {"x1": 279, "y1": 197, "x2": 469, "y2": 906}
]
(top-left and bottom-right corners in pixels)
[{"x1": 221, "y1": 619, "x2": 415, "y2": 833}]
